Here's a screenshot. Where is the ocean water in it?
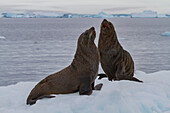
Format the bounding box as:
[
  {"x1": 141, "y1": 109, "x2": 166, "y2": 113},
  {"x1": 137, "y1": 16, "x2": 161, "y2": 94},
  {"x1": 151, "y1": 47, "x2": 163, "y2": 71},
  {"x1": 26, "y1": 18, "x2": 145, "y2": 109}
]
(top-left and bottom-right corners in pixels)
[{"x1": 0, "y1": 18, "x2": 170, "y2": 86}]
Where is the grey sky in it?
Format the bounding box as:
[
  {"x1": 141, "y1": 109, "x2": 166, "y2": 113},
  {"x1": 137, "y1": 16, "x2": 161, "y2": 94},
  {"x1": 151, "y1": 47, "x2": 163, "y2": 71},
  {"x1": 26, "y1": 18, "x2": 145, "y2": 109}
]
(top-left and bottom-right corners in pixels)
[{"x1": 0, "y1": 0, "x2": 170, "y2": 14}]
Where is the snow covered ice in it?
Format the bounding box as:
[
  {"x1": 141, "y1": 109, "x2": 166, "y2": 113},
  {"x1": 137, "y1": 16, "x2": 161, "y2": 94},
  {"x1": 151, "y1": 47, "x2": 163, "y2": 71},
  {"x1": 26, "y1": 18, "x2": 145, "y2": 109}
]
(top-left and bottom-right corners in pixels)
[
  {"x1": 0, "y1": 71, "x2": 170, "y2": 113},
  {"x1": 161, "y1": 32, "x2": 170, "y2": 37}
]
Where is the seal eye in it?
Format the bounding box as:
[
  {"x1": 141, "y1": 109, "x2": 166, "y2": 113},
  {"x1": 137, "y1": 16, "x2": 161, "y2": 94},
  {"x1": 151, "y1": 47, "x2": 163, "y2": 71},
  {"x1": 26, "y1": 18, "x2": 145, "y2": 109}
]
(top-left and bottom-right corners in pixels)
[{"x1": 103, "y1": 24, "x2": 107, "y2": 28}]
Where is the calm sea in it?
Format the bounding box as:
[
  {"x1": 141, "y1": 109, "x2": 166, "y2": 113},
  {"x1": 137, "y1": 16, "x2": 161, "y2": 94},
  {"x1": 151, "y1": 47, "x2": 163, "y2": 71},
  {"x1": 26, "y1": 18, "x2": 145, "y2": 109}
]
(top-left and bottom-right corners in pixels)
[{"x1": 0, "y1": 18, "x2": 170, "y2": 86}]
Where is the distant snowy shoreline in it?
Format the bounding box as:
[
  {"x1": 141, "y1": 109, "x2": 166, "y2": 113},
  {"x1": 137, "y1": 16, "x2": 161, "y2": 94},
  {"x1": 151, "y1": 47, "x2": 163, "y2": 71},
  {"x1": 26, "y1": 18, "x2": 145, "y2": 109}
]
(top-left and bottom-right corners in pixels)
[
  {"x1": 0, "y1": 70, "x2": 170, "y2": 113},
  {"x1": 0, "y1": 10, "x2": 170, "y2": 18}
]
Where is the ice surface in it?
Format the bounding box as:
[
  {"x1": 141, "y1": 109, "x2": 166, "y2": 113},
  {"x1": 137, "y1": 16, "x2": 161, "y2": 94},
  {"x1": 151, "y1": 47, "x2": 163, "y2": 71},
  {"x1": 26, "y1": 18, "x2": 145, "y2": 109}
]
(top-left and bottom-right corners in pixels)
[
  {"x1": 161, "y1": 32, "x2": 170, "y2": 37},
  {"x1": 0, "y1": 71, "x2": 170, "y2": 113},
  {"x1": 0, "y1": 35, "x2": 6, "y2": 40}
]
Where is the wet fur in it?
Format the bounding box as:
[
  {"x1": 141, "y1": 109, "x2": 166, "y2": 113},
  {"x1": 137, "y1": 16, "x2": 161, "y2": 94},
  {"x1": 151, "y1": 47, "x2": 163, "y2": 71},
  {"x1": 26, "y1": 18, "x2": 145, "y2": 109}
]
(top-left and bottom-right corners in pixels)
[
  {"x1": 98, "y1": 19, "x2": 143, "y2": 83},
  {"x1": 27, "y1": 27, "x2": 103, "y2": 105}
]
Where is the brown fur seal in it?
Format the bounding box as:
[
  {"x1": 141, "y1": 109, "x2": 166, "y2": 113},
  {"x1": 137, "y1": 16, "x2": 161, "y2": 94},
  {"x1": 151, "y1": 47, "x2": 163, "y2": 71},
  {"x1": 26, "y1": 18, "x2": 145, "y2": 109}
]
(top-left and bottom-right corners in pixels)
[
  {"x1": 27, "y1": 27, "x2": 103, "y2": 105},
  {"x1": 98, "y1": 19, "x2": 143, "y2": 83}
]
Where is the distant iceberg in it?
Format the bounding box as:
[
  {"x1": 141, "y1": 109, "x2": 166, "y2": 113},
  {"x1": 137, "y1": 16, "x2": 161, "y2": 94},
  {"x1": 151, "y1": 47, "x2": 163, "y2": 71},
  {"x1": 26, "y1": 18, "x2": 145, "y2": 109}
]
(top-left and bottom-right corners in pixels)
[
  {"x1": 166, "y1": 14, "x2": 170, "y2": 18},
  {"x1": 62, "y1": 12, "x2": 114, "y2": 18},
  {"x1": 1, "y1": 13, "x2": 27, "y2": 18},
  {"x1": 161, "y1": 32, "x2": 170, "y2": 37},
  {"x1": 91, "y1": 12, "x2": 114, "y2": 18},
  {"x1": 1, "y1": 11, "x2": 170, "y2": 18},
  {"x1": 0, "y1": 14, "x2": 3, "y2": 18},
  {"x1": 1, "y1": 12, "x2": 64, "y2": 18},
  {"x1": 112, "y1": 14, "x2": 131, "y2": 18},
  {"x1": 33, "y1": 12, "x2": 64, "y2": 18},
  {"x1": 0, "y1": 36, "x2": 6, "y2": 40},
  {"x1": 157, "y1": 14, "x2": 167, "y2": 18},
  {"x1": 131, "y1": 10, "x2": 158, "y2": 18}
]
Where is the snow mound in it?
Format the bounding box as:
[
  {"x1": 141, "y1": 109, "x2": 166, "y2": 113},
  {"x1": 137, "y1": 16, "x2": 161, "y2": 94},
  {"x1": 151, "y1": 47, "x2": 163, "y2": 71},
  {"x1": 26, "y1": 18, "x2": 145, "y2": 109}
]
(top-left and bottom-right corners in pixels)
[
  {"x1": 0, "y1": 36, "x2": 6, "y2": 40},
  {"x1": 161, "y1": 32, "x2": 170, "y2": 37},
  {"x1": 0, "y1": 71, "x2": 170, "y2": 113}
]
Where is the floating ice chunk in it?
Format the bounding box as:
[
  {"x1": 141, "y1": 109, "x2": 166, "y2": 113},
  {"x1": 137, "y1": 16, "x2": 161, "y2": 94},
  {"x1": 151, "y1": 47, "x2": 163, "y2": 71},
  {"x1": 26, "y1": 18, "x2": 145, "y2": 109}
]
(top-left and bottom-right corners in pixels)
[
  {"x1": 161, "y1": 32, "x2": 170, "y2": 37},
  {"x1": 0, "y1": 36, "x2": 6, "y2": 40}
]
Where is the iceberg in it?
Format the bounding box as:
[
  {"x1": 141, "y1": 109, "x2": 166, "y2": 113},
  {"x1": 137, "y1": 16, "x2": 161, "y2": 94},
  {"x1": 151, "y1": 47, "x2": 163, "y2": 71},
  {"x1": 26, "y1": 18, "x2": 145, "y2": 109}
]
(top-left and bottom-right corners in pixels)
[
  {"x1": 0, "y1": 14, "x2": 3, "y2": 18},
  {"x1": 131, "y1": 10, "x2": 158, "y2": 18},
  {"x1": 157, "y1": 14, "x2": 167, "y2": 18},
  {"x1": 0, "y1": 70, "x2": 170, "y2": 113},
  {"x1": 1, "y1": 12, "x2": 64, "y2": 18},
  {"x1": 1, "y1": 13, "x2": 26, "y2": 18},
  {"x1": 91, "y1": 12, "x2": 114, "y2": 18},
  {"x1": 33, "y1": 12, "x2": 64, "y2": 18},
  {"x1": 62, "y1": 13, "x2": 91, "y2": 18},
  {"x1": 161, "y1": 32, "x2": 170, "y2": 37},
  {"x1": 0, "y1": 11, "x2": 170, "y2": 18},
  {"x1": 0, "y1": 36, "x2": 6, "y2": 40},
  {"x1": 62, "y1": 12, "x2": 114, "y2": 18},
  {"x1": 112, "y1": 14, "x2": 131, "y2": 18},
  {"x1": 166, "y1": 14, "x2": 170, "y2": 18}
]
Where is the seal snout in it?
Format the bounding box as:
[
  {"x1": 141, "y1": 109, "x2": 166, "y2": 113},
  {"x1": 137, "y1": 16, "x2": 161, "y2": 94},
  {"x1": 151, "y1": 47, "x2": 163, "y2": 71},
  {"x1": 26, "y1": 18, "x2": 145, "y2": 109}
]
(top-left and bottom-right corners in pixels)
[
  {"x1": 101, "y1": 19, "x2": 109, "y2": 29},
  {"x1": 102, "y1": 19, "x2": 108, "y2": 23},
  {"x1": 89, "y1": 27, "x2": 95, "y2": 31},
  {"x1": 88, "y1": 27, "x2": 96, "y2": 41}
]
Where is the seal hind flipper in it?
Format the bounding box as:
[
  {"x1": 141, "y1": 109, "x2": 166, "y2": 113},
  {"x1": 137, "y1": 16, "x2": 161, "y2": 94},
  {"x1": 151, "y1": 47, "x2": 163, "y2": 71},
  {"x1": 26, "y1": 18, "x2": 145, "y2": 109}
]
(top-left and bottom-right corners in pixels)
[
  {"x1": 98, "y1": 73, "x2": 107, "y2": 79},
  {"x1": 27, "y1": 95, "x2": 56, "y2": 105},
  {"x1": 37, "y1": 95, "x2": 56, "y2": 99},
  {"x1": 94, "y1": 83, "x2": 103, "y2": 90},
  {"x1": 92, "y1": 82, "x2": 103, "y2": 90},
  {"x1": 79, "y1": 77, "x2": 92, "y2": 95},
  {"x1": 116, "y1": 75, "x2": 143, "y2": 83},
  {"x1": 27, "y1": 99, "x2": 36, "y2": 105}
]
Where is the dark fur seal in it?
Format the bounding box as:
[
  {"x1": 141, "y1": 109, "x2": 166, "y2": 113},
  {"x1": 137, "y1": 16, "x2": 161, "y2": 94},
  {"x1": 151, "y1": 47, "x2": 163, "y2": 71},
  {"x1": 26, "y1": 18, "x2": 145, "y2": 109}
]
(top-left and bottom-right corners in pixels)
[
  {"x1": 27, "y1": 27, "x2": 103, "y2": 105},
  {"x1": 98, "y1": 19, "x2": 143, "y2": 83}
]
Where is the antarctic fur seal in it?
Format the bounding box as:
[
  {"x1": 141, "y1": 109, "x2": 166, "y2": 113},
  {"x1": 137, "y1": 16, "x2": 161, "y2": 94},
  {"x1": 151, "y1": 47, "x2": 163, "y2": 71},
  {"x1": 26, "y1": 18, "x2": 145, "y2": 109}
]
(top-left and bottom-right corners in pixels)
[
  {"x1": 98, "y1": 19, "x2": 143, "y2": 82},
  {"x1": 27, "y1": 27, "x2": 103, "y2": 105}
]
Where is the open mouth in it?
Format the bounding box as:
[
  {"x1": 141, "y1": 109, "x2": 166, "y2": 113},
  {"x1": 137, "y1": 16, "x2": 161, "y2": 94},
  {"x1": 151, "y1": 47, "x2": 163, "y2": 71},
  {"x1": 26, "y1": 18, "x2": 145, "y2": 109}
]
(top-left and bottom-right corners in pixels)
[{"x1": 103, "y1": 24, "x2": 107, "y2": 28}]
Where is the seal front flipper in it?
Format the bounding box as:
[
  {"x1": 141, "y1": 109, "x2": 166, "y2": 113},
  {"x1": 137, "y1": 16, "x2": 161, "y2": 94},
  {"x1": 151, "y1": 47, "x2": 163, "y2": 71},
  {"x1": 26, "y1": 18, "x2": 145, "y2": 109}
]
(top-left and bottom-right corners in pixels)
[
  {"x1": 27, "y1": 95, "x2": 55, "y2": 105},
  {"x1": 79, "y1": 76, "x2": 92, "y2": 95},
  {"x1": 98, "y1": 73, "x2": 107, "y2": 80},
  {"x1": 92, "y1": 82, "x2": 103, "y2": 90}
]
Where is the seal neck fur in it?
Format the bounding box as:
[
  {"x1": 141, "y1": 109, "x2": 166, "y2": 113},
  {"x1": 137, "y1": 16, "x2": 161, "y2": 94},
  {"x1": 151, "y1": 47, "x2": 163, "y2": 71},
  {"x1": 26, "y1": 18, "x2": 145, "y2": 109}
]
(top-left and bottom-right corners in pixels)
[
  {"x1": 71, "y1": 41, "x2": 98, "y2": 69},
  {"x1": 99, "y1": 29, "x2": 123, "y2": 55}
]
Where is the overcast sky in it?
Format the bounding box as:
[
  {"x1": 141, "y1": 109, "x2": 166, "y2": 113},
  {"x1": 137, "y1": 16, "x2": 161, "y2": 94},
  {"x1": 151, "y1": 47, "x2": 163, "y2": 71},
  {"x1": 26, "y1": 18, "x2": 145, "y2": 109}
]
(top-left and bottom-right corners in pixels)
[{"x1": 0, "y1": 0, "x2": 170, "y2": 14}]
